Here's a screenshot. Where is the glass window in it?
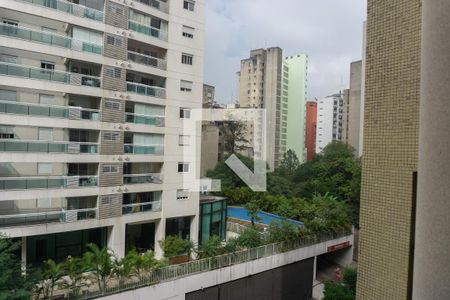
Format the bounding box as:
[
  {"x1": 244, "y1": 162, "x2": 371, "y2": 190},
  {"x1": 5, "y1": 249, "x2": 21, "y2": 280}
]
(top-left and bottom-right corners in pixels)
[
  {"x1": 103, "y1": 132, "x2": 120, "y2": 141},
  {"x1": 105, "y1": 100, "x2": 121, "y2": 110},
  {"x1": 0, "y1": 90, "x2": 16, "y2": 102},
  {"x1": 177, "y1": 189, "x2": 189, "y2": 200},
  {"x1": 0, "y1": 54, "x2": 17, "y2": 64},
  {"x1": 183, "y1": 0, "x2": 195, "y2": 11},
  {"x1": 178, "y1": 135, "x2": 190, "y2": 146},
  {"x1": 102, "y1": 165, "x2": 119, "y2": 173},
  {"x1": 181, "y1": 53, "x2": 193, "y2": 65},
  {"x1": 180, "y1": 80, "x2": 193, "y2": 92},
  {"x1": 39, "y1": 94, "x2": 55, "y2": 105},
  {"x1": 179, "y1": 108, "x2": 191, "y2": 119},
  {"x1": 178, "y1": 163, "x2": 189, "y2": 173},
  {"x1": 182, "y1": 25, "x2": 194, "y2": 38}
]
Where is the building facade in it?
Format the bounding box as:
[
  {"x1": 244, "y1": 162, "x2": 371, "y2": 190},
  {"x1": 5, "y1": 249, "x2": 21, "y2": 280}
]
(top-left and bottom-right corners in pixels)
[
  {"x1": 281, "y1": 54, "x2": 308, "y2": 162},
  {"x1": 0, "y1": 0, "x2": 204, "y2": 265},
  {"x1": 315, "y1": 92, "x2": 343, "y2": 153},
  {"x1": 237, "y1": 47, "x2": 282, "y2": 171},
  {"x1": 342, "y1": 60, "x2": 362, "y2": 155},
  {"x1": 305, "y1": 100, "x2": 317, "y2": 161},
  {"x1": 357, "y1": 0, "x2": 421, "y2": 299}
]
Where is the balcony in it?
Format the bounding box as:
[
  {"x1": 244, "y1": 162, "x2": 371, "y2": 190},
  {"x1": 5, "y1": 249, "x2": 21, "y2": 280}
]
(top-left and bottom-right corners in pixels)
[
  {"x1": 124, "y1": 144, "x2": 164, "y2": 155},
  {"x1": 0, "y1": 62, "x2": 101, "y2": 88},
  {"x1": 0, "y1": 175, "x2": 98, "y2": 190},
  {"x1": 0, "y1": 139, "x2": 98, "y2": 154},
  {"x1": 122, "y1": 200, "x2": 161, "y2": 215},
  {"x1": 127, "y1": 50, "x2": 167, "y2": 70},
  {"x1": 17, "y1": 0, "x2": 104, "y2": 22},
  {"x1": 126, "y1": 81, "x2": 166, "y2": 99},
  {"x1": 0, "y1": 208, "x2": 97, "y2": 228},
  {"x1": 123, "y1": 173, "x2": 163, "y2": 185},
  {"x1": 0, "y1": 23, "x2": 102, "y2": 55},
  {"x1": 0, "y1": 100, "x2": 101, "y2": 120},
  {"x1": 135, "y1": 0, "x2": 169, "y2": 13},
  {"x1": 128, "y1": 20, "x2": 168, "y2": 42},
  {"x1": 125, "y1": 112, "x2": 165, "y2": 127}
]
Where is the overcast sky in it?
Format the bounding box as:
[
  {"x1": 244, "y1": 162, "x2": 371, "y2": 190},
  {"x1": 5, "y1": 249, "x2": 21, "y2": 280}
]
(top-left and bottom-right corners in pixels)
[{"x1": 204, "y1": 0, "x2": 367, "y2": 104}]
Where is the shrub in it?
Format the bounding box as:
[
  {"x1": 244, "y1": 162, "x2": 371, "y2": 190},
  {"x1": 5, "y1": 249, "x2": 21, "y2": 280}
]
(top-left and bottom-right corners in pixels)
[
  {"x1": 159, "y1": 236, "x2": 194, "y2": 259},
  {"x1": 236, "y1": 227, "x2": 262, "y2": 249}
]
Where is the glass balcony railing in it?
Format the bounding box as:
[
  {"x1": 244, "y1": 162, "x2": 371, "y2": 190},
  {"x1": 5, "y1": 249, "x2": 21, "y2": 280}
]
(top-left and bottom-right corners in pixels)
[
  {"x1": 0, "y1": 139, "x2": 99, "y2": 154},
  {"x1": 0, "y1": 23, "x2": 102, "y2": 54},
  {"x1": 18, "y1": 0, "x2": 104, "y2": 22},
  {"x1": 0, "y1": 100, "x2": 101, "y2": 120},
  {"x1": 127, "y1": 50, "x2": 167, "y2": 70},
  {"x1": 123, "y1": 173, "x2": 163, "y2": 185},
  {"x1": 125, "y1": 112, "x2": 165, "y2": 127},
  {"x1": 0, "y1": 208, "x2": 98, "y2": 227},
  {"x1": 0, "y1": 62, "x2": 101, "y2": 88},
  {"x1": 128, "y1": 20, "x2": 168, "y2": 42},
  {"x1": 124, "y1": 144, "x2": 164, "y2": 155},
  {"x1": 122, "y1": 200, "x2": 161, "y2": 215},
  {"x1": 0, "y1": 175, "x2": 98, "y2": 190},
  {"x1": 126, "y1": 82, "x2": 166, "y2": 99},
  {"x1": 135, "y1": 0, "x2": 169, "y2": 13}
]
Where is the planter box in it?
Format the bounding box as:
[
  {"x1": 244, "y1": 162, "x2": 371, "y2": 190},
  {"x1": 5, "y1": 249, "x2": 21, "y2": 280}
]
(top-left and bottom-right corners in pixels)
[{"x1": 170, "y1": 254, "x2": 190, "y2": 264}]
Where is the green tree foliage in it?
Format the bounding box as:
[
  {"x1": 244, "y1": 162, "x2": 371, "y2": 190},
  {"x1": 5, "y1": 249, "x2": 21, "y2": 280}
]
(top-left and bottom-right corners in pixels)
[
  {"x1": 267, "y1": 220, "x2": 307, "y2": 243},
  {"x1": 198, "y1": 236, "x2": 223, "y2": 259},
  {"x1": 83, "y1": 243, "x2": 116, "y2": 292},
  {"x1": 236, "y1": 227, "x2": 262, "y2": 248},
  {"x1": 244, "y1": 199, "x2": 262, "y2": 225},
  {"x1": 0, "y1": 236, "x2": 32, "y2": 300},
  {"x1": 35, "y1": 259, "x2": 65, "y2": 299},
  {"x1": 61, "y1": 256, "x2": 87, "y2": 298},
  {"x1": 206, "y1": 154, "x2": 255, "y2": 190},
  {"x1": 159, "y1": 236, "x2": 194, "y2": 259},
  {"x1": 126, "y1": 250, "x2": 165, "y2": 281},
  {"x1": 278, "y1": 149, "x2": 301, "y2": 175},
  {"x1": 221, "y1": 119, "x2": 249, "y2": 154},
  {"x1": 323, "y1": 267, "x2": 357, "y2": 300}
]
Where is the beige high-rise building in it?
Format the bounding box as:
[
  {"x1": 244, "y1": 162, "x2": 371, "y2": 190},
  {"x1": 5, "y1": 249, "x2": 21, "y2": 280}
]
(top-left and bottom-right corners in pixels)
[
  {"x1": 357, "y1": 0, "x2": 421, "y2": 299},
  {"x1": 342, "y1": 60, "x2": 362, "y2": 154},
  {"x1": 0, "y1": 0, "x2": 204, "y2": 265},
  {"x1": 237, "y1": 47, "x2": 282, "y2": 170}
]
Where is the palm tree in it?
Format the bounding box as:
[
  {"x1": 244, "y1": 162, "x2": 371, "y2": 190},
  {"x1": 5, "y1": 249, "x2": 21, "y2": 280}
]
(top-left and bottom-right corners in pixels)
[
  {"x1": 113, "y1": 251, "x2": 134, "y2": 288},
  {"x1": 61, "y1": 256, "x2": 88, "y2": 298},
  {"x1": 36, "y1": 259, "x2": 64, "y2": 299},
  {"x1": 83, "y1": 244, "x2": 115, "y2": 292},
  {"x1": 129, "y1": 250, "x2": 164, "y2": 282}
]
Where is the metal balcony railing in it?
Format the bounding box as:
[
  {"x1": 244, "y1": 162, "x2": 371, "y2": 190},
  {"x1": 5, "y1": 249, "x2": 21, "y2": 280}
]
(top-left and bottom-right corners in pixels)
[
  {"x1": 135, "y1": 0, "x2": 169, "y2": 13},
  {"x1": 127, "y1": 50, "x2": 167, "y2": 70},
  {"x1": 17, "y1": 0, "x2": 104, "y2": 22},
  {"x1": 123, "y1": 173, "x2": 163, "y2": 185},
  {"x1": 124, "y1": 112, "x2": 165, "y2": 127},
  {"x1": 124, "y1": 144, "x2": 164, "y2": 155},
  {"x1": 122, "y1": 200, "x2": 161, "y2": 215},
  {"x1": 128, "y1": 20, "x2": 168, "y2": 42},
  {"x1": 0, "y1": 139, "x2": 99, "y2": 154},
  {"x1": 126, "y1": 81, "x2": 166, "y2": 99},
  {"x1": 0, "y1": 208, "x2": 98, "y2": 227},
  {"x1": 0, "y1": 175, "x2": 98, "y2": 190},
  {"x1": 0, "y1": 62, "x2": 101, "y2": 88},
  {"x1": 0, "y1": 100, "x2": 101, "y2": 120},
  {"x1": 0, "y1": 23, "x2": 102, "y2": 54}
]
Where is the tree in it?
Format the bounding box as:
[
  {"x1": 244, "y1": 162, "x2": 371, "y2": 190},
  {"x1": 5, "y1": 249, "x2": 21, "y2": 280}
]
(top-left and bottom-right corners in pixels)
[
  {"x1": 35, "y1": 259, "x2": 64, "y2": 299},
  {"x1": 236, "y1": 227, "x2": 262, "y2": 249},
  {"x1": 83, "y1": 244, "x2": 116, "y2": 292},
  {"x1": 198, "y1": 236, "x2": 223, "y2": 259},
  {"x1": 323, "y1": 267, "x2": 357, "y2": 300},
  {"x1": 267, "y1": 220, "x2": 306, "y2": 243},
  {"x1": 128, "y1": 250, "x2": 164, "y2": 281},
  {"x1": 61, "y1": 256, "x2": 88, "y2": 298},
  {"x1": 113, "y1": 251, "x2": 134, "y2": 288},
  {"x1": 278, "y1": 149, "x2": 300, "y2": 175},
  {"x1": 0, "y1": 236, "x2": 32, "y2": 300},
  {"x1": 244, "y1": 199, "x2": 262, "y2": 226},
  {"x1": 221, "y1": 119, "x2": 249, "y2": 154},
  {"x1": 159, "y1": 236, "x2": 194, "y2": 259}
]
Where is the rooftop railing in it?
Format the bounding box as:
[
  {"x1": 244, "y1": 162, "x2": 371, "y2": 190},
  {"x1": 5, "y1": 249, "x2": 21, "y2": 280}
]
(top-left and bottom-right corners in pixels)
[
  {"x1": 18, "y1": 0, "x2": 104, "y2": 22},
  {"x1": 0, "y1": 23, "x2": 102, "y2": 55},
  {"x1": 122, "y1": 200, "x2": 161, "y2": 215},
  {"x1": 135, "y1": 0, "x2": 169, "y2": 13},
  {"x1": 124, "y1": 144, "x2": 164, "y2": 155},
  {"x1": 125, "y1": 112, "x2": 165, "y2": 127},
  {"x1": 0, "y1": 62, "x2": 101, "y2": 88},
  {"x1": 128, "y1": 20, "x2": 168, "y2": 42},
  {"x1": 68, "y1": 228, "x2": 352, "y2": 299},
  {"x1": 0, "y1": 175, "x2": 98, "y2": 190},
  {"x1": 0, "y1": 100, "x2": 101, "y2": 120},
  {"x1": 126, "y1": 81, "x2": 166, "y2": 99},
  {"x1": 0, "y1": 208, "x2": 98, "y2": 227},
  {"x1": 123, "y1": 173, "x2": 163, "y2": 185},
  {"x1": 0, "y1": 139, "x2": 99, "y2": 154},
  {"x1": 127, "y1": 50, "x2": 167, "y2": 70}
]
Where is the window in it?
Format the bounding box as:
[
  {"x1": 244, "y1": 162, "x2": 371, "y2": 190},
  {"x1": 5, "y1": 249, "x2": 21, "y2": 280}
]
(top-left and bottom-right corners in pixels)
[
  {"x1": 2, "y1": 19, "x2": 18, "y2": 26},
  {"x1": 0, "y1": 54, "x2": 17, "y2": 64},
  {"x1": 38, "y1": 163, "x2": 53, "y2": 175},
  {"x1": 181, "y1": 53, "x2": 193, "y2": 65},
  {"x1": 102, "y1": 165, "x2": 119, "y2": 173},
  {"x1": 103, "y1": 132, "x2": 120, "y2": 141},
  {"x1": 41, "y1": 61, "x2": 55, "y2": 72},
  {"x1": 182, "y1": 25, "x2": 194, "y2": 38},
  {"x1": 0, "y1": 90, "x2": 16, "y2": 102},
  {"x1": 105, "y1": 100, "x2": 121, "y2": 110},
  {"x1": 183, "y1": 0, "x2": 195, "y2": 11},
  {"x1": 38, "y1": 128, "x2": 53, "y2": 141},
  {"x1": 39, "y1": 94, "x2": 55, "y2": 105},
  {"x1": 180, "y1": 80, "x2": 193, "y2": 92},
  {"x1": 108, "y1": 2, "x2": 124, "y2": 15},
  {"x1": 179, "y1": 108, "x2": 191, "y2": 119},
  {"x1": 178, "y1": 163, "x2": 190, "y2": 173},
  {"x1": 101, "y1": 195, "x2": 114, "y2": 205},
  {"x1": 177, "y1": 189, "x2": 190, "y2": 200},
  {"x1": 178, "y1": 135, "x2": 190, "y2": 146},
  {"x1": 106, "y1": 35, "x2": 123, "y2": 47},
  {"x1": 105, "y1": 67, "x2": 122, "y2": 78},
  {"x1": 0, "y1": 125, "x2": 14, "y2": 139}
]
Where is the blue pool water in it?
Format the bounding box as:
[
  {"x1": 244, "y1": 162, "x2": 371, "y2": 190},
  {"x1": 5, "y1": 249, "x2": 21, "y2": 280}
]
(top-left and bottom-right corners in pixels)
[{"x1": 227, "y1": 207, "x2": 304, "y2": 226}]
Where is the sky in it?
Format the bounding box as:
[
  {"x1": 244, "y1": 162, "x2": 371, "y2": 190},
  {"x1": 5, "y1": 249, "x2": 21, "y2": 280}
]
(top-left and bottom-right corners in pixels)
[{"x1": 204, "y1": 0, "x2": 367, "y2": 104}]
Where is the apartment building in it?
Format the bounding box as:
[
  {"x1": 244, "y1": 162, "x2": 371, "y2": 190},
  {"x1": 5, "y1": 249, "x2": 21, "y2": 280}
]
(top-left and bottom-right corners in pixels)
[
  {"x1": 305, "y1": 100, "x2": 317, "y2": 161},
  {"x1": 315, "y1": 92, "x2": 343, "y2": 153},
  {"x1": 237, "y1": 47, "x2": 282, "y2": 171},
  {"x1": 0, "y1": 0, "x2": 204, "y2": 265}
]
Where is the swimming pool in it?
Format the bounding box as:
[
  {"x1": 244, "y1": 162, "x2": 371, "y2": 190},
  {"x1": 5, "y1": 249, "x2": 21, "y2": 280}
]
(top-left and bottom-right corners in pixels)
[{"x1": 227, "y1": 206, "x2": 304, "y2": 226}]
